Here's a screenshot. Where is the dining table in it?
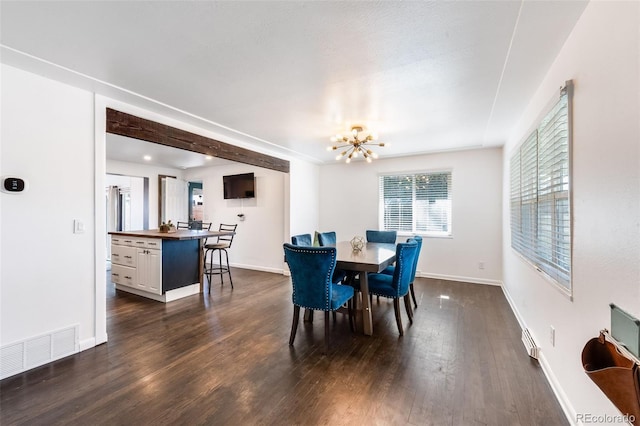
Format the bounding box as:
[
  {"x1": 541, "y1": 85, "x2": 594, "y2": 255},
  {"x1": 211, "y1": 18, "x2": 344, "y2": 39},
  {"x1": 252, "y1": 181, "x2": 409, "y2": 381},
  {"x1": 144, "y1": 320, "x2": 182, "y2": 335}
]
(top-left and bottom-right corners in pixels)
[{"x1": 335, "y1": 241, "x2": 396, "y2": 336}]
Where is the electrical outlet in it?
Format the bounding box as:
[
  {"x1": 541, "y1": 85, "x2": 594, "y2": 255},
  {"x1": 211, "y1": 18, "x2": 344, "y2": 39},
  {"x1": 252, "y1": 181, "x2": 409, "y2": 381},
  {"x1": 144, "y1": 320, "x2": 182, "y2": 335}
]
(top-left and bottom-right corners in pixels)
[
  {"x1": 550, "y1": 326, "x2": 555, "y2": 347},
  {"x1": 478, "y1": 262, "x2": 485, "y2": 270}
]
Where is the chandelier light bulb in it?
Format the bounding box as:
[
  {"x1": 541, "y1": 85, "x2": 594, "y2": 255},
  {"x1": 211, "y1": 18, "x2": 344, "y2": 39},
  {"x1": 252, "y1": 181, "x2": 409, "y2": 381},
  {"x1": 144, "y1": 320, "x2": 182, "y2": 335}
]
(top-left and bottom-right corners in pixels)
[{"x1": 327, "y1": 125, "x2": 385, "y2": 163}]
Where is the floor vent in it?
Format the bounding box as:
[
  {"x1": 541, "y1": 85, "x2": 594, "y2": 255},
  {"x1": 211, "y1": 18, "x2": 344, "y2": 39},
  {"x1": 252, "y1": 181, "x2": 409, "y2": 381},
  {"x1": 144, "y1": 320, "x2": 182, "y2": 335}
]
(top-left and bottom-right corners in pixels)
[
  {"x1": 1, "y1": 325, "x2": 79, "y2": 380},
  {"x1": 522, "y1": 328, "x2": 540, "y2": 360}
]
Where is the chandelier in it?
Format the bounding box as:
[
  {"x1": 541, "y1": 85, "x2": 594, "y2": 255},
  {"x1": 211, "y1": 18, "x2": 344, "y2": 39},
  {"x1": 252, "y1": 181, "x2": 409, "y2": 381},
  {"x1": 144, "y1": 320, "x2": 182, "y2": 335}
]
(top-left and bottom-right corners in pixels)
[{"x1": 327, "y1": 126, "x2": 385, "y2": 163}]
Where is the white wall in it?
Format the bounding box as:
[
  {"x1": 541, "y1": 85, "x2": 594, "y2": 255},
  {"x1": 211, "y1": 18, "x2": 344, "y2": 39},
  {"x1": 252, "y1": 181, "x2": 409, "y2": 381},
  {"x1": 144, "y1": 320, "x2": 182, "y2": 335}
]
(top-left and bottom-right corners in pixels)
[
  {"x1": 288, "y1": 159, "x2": 321, "y2": 238},
  {"x1": 501, "y1": 1, "x2": 640, "y2": 421},
  {"x1": 0, "y1": 63, "x2": 301, "y2": 377},
  {"x1": 319, "y1": 148, "x2": 503, "y2": 284},
  {"x1": 184, "y1": 163, "x2": 286, "y2": 273},
  {"x1": 1, "y1": 64, "x2": 95, "y2": 346},
  {"x1": 107, "y1": 160, "x2": 184, "y2": 229}
]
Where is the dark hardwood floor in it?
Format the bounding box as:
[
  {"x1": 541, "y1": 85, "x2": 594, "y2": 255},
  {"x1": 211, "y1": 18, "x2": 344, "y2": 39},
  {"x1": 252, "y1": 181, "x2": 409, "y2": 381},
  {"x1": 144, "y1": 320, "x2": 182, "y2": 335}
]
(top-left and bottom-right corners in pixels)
[{"x1": 1, "y1": 269, "x2": 567, "y2": 425}]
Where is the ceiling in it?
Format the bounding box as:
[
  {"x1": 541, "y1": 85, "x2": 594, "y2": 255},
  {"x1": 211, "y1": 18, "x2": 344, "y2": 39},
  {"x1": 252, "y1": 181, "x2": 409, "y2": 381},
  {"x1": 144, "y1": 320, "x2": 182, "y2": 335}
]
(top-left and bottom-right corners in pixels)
[
  {"x1": 106, "y1": 133, "x2": 234, "y2": 170},
  {"x1": 0, "y1": 1, "x2": 588, "y2": 165}
]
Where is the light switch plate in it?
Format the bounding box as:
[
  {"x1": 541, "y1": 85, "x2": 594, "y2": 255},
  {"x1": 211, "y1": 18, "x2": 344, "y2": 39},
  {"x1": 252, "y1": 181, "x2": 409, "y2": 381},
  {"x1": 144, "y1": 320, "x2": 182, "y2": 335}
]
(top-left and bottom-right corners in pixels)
[{"x1": 74, "y1": 220, "x2": 85, "y2": 234}]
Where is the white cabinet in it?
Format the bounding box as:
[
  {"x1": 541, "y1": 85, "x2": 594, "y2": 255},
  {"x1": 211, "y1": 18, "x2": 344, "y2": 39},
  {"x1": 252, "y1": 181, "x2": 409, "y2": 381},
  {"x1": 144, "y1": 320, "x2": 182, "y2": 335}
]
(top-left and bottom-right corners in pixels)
[
  {"x1": 111, "y1": 237, "x2": 162, "y2": 296},
  {"x1": 136, "y1": 248, "x2": 162, "y2": 295},
  {"x1": 111, "y1": 245, "x2": 137, "y2": 267},
  {"x1": 111, "y1": 264, "x2": 136, "y2": 288}
]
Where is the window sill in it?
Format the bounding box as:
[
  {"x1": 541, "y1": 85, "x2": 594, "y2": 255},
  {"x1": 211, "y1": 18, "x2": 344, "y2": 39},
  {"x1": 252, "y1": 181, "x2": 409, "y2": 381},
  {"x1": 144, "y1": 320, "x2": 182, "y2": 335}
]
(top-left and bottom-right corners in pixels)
[{"x1": 397, "y1": 232, "x2": 452, "y2": 239}]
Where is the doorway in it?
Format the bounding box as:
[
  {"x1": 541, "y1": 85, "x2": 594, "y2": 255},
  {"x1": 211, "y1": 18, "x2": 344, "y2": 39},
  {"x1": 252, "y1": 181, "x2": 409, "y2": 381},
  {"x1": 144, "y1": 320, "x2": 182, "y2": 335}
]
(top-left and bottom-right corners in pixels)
[{"x1": 189, "y1": 181, "x2": 204, "y2": 222}]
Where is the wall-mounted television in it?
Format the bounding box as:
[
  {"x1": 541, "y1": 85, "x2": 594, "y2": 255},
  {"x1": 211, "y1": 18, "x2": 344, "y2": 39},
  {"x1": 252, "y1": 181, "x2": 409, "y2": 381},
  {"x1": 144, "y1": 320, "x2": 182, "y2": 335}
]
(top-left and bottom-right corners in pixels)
[{"x1": 223, "y1": 172, "x2": 255, "y2": 199}]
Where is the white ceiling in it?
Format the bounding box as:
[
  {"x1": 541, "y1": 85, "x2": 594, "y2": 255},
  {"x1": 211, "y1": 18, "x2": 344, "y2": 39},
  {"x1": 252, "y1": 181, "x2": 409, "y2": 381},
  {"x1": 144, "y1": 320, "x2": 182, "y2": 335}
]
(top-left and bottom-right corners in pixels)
[
  {"x1": 0, "y1": 1, "x2": 588, "y2": 165},
  {"x1": 106, "y1": 133, "x2": 234, "y2": 170}
]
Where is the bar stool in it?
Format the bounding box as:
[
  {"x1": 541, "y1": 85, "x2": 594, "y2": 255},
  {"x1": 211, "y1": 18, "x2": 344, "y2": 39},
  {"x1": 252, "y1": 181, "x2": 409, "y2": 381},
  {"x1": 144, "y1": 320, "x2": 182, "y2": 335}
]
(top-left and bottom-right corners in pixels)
[{"x1": 204, "y1": 223, "x2": 237, "y2": 291}]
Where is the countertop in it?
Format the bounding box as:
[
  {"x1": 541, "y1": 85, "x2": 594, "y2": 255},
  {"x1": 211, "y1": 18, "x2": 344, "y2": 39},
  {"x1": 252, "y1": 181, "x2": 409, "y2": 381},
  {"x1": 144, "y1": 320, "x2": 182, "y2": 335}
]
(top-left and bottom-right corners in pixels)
[{"x1": 108, "y1": 229, "x2": 234, "y2": 240}]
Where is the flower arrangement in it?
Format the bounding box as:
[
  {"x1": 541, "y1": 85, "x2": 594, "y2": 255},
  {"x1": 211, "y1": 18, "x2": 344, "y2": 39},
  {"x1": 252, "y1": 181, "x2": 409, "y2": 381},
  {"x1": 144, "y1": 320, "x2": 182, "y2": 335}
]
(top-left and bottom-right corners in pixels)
[{"x1": 159, "y1": 220, "x2": 176, "y2": 233}]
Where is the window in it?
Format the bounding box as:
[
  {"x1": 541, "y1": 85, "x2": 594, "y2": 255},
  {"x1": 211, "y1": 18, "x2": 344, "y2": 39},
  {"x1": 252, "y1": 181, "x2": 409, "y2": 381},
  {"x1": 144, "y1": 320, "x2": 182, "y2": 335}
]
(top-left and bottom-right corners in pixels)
[
  {"x1": 379, "y1": 171, "x2": 452, "y2": 236},
  {"x1": 510, "y1": 81, "x2": 572, "y2": 293}
]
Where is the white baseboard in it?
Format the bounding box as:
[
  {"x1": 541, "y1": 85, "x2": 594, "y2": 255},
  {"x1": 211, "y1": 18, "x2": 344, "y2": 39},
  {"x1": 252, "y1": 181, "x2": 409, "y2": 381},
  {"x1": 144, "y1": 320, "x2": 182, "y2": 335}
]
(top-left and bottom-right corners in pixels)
[
  {"x1": 539, "y1": 352, "x2": 578, "y2": 425},
  {"x1": 115, "y1": 283, "x2": 200, "y2": 303},
  {"x1": 418, "y1": 271, "x2": 503, "y2": 287},
  {"x1": 230, "y1": 263, "x2": 284, "y2": 275},
  {"x1": 95, "y1": 331, "x2": 108, "y2": 346},
  {"x1": 500, "y1": 285, "x2": 577, "y2": 425},
  {"x1": 79, "y1": 337, "x2": 96, "y2": 352}
]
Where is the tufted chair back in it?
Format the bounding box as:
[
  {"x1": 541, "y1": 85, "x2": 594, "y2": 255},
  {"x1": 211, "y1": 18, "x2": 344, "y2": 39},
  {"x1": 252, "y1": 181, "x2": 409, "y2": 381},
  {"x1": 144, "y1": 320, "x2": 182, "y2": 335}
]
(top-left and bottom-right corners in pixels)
[
  {"x1": 291, "y1": 234, "x2": 312, "y2": 246},
  {"x1": 283, "y1": 243, "x2": 337, "y2": 311},
  {"x1": 408, "y1": 235, "x2": 423, "y2": 282},
  {"x1": 390, "y1": 240, "x2": 419, "y2": 298},
  {"x1": 365, "y1": 230, "x2": 397, "y2": 244},
  {"x1": 317, "y1": 231, "x2": 337, "y2": 246}
]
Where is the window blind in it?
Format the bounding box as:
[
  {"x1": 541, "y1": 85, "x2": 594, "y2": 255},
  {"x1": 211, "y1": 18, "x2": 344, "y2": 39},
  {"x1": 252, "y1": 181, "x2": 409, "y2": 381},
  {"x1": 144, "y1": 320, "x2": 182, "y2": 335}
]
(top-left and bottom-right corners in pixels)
[
  {"x1": 510, "y1": 81, "x2": 572, "y2": 291},
  {"x1": 379, "y1": 171, "x2": 452, "y2": 236}
]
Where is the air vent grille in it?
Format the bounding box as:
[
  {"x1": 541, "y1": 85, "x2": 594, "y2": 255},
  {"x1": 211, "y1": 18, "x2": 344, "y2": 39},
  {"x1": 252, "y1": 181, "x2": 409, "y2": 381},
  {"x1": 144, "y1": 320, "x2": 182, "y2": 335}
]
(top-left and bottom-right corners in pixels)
[
  {"x1": 1, "y1": 325, "x2": 79, "y2": 380},
  {"x1": 522, "y1": 328, "x2": 540, "y2": 359}
]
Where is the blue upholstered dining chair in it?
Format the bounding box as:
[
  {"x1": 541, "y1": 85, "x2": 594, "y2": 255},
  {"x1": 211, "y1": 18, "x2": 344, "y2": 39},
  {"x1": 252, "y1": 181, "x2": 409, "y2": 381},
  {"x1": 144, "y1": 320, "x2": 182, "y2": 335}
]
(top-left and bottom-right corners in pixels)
[
  {"x1": 283, "y1": 243, "x2": 355, "y2": 353},
  {"x1": 316, "y1": 231, "x2": 347, "y2": 284},
  {"x1": 291, "y1": 234, "x2": 312, "y2": 246},
  {"x1": 382, "y1": 235, "x2": 422, "y2": 308},
  {"x1": 366, "y1": 230, "x2": 397, "y2": 244},
  {"x1": 317, "y1": 231, "x2": 337, "y2": 246},
  {"x1": 367, "y1": 240, "x2": 419, "y2": 336}
]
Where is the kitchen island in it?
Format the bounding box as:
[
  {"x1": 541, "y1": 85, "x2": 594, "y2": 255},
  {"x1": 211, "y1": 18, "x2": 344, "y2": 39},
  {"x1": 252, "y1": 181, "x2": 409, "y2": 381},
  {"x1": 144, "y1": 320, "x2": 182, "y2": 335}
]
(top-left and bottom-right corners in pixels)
[{"x1": 108, "y1": 229, "x2": 234, "y2": 302}]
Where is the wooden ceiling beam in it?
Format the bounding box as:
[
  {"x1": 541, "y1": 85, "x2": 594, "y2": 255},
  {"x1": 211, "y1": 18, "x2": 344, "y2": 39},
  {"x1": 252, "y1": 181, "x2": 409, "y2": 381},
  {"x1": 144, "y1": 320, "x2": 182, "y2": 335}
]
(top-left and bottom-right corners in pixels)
[{"x1": 106, "y1": 108, "x2": 289, "y2": 173}]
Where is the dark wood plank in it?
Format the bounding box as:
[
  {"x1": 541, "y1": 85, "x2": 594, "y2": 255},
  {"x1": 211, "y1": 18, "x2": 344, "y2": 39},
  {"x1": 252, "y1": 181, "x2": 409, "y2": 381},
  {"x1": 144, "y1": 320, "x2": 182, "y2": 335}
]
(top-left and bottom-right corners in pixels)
[
  {"x1": 106, "y1": 108, "x2": 290, "y2": 173},
  {"x1": 0, "y1": 272, "x2": 568, "y2": 425}
]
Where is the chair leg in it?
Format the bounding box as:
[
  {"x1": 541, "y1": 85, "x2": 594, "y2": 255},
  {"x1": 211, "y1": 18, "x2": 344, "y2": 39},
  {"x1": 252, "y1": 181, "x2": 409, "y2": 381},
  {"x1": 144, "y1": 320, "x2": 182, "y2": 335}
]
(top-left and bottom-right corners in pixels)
[
  {"x1": 404, "y1": 294, "x2": 414, "y2": 324},
  {"x1": 393, "y1": 298, "x2": 404, "y2": 336},
  {"x1": 332, "y1": 311, "x2": 337, "y2": 322},
  {"x1": 410, "y1": 282, "x2": 417, "y2": 308},
  {"x1": 224, "y1": 249, "x2": 233, "y2": 289},
  {"x1": 348, "y1": 298, "x2": 355, "y2": 333},
  {"x1": 218, "y1": 249, "x2": 224, "y2": 286},
  {"x1": 303, "y1": 309, "x2": 314, "y2": 323},
  {"x1": 324, "y1": 311, "x2": 330, "y2": 354},
  {"x1": 289, "y1": 306, "x2": 300, "y2": 346},
  {"x1": 204, "y1": 248, "x2": 212, "y2": 293}
]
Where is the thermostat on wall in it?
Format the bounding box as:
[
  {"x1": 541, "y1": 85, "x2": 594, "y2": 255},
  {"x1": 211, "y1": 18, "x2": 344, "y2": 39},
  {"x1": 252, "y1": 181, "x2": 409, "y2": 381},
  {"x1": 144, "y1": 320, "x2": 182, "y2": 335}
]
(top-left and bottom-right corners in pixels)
[{"x1": 1, "y1": 176, "x2": 29, "y2": 194}]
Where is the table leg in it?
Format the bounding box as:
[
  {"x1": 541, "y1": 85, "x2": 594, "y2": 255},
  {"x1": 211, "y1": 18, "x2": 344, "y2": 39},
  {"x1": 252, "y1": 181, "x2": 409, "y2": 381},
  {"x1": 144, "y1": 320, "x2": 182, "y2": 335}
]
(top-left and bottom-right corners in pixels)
[{"x1": 360, "y1": 272, "x2": 373, "y2": 336}]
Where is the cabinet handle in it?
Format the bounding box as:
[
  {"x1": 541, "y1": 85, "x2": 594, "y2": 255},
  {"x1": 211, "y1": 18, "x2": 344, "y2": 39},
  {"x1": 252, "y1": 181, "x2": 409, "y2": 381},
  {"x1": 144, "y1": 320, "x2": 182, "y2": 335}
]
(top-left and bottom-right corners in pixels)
[
  {"x1": 112, "y1": 254, "x2": 120, "y2": 257},
  {"x1": 124, "y1": 255, "x2": 132, "y2": 259},
  {"x1": 112, "y1": 273, "x2": 120, "y2": 277},
  {"x1": 125, "y1": 276, "x2": 132, "y2": 279},
  {"x1": 124, "y1": 240, "x2": 132, "y2": 243},
  {"x1": 136, "y1": 241, "x2": 145, "y2": 245}
]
